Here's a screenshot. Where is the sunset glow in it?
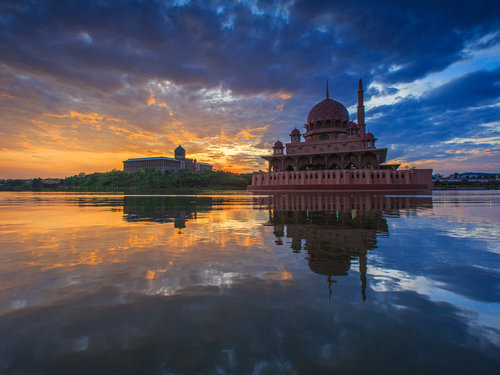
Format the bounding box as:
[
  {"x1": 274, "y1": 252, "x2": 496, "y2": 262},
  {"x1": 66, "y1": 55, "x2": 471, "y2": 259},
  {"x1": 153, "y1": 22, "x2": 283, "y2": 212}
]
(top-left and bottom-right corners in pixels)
[{"x1": 1, "y1": 1, "x2": 499, "y2": 178}]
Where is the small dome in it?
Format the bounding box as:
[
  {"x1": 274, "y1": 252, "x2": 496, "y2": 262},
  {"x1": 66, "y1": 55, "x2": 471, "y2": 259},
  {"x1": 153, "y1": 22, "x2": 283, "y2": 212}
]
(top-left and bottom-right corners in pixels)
[
  {"x1": 274, "y1": 141, "x2": 283, "y2": 148},
  {"x1": 291, "y1": 128, "x2": 301, "y2": 135},
  {"x1": 366, "y1": 132, "x2": 374, "y2": 139},
  {"x1": 348, "y1": 122, "x2": 357, "y2": 128},
  {"x1": 174, "y1": 145, "x2": 185, "y2": 154},
  {"x1": 307, "y1": 98, "x2": 349, "y2": 124}
]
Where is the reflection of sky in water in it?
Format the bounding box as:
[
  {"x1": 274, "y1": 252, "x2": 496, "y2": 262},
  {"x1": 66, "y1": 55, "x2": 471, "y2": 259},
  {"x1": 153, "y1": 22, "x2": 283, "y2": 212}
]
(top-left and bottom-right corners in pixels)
[{"x1": 0, "y1": 191, "x2": 499, "y2": 374}]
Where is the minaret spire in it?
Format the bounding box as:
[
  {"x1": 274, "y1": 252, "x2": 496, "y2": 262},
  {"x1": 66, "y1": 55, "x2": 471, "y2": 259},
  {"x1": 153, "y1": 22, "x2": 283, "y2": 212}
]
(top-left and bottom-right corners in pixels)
[
  {"x1": 326, "y1": 79, "x2": 329, "y2": 99},
  {"x1": 357, "y1": 78, "x2": 365, "y2": 134}
]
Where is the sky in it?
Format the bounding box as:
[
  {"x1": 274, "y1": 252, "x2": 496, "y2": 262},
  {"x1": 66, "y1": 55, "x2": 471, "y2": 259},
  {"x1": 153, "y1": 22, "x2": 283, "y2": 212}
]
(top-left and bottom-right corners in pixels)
[{"x1": 0, "y1": 0, "x2": 499, "y2": 178}]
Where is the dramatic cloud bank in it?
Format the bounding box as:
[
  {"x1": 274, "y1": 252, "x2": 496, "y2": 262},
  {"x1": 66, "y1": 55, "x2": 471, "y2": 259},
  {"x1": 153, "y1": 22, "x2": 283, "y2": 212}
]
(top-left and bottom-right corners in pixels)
[{"x1": 0, "y1": 0, "x2": 499, "y2": 177}]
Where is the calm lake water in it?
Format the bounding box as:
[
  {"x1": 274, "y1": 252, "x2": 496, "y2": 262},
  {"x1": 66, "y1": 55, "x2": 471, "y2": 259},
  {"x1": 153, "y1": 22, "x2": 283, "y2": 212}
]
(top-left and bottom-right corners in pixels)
[{"x1": 0, "y1": 191, "x2": 499, "y2": 374}]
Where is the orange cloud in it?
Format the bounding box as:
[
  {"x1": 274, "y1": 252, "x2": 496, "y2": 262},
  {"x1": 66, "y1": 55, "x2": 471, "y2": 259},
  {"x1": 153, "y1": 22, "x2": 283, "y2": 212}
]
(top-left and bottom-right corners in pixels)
[
  {"x1": 108, "y1": 125, "x2": 158, "y2": 141},
  {"x1": 278, "y1": 92, "x2": 292, "y2": 100},
  {"x1": 146, "y1": 93, "x2": 156, "y2": 106},
  {"x1": 44, "y1": 111, "x2": 119, "y2": 124}
]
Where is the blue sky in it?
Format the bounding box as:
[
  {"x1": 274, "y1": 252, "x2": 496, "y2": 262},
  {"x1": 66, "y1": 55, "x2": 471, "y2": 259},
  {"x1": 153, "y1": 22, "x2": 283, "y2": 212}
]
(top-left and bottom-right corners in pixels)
[{"x1": 0, "y1": 0, "x2": 499, "y2": 177}]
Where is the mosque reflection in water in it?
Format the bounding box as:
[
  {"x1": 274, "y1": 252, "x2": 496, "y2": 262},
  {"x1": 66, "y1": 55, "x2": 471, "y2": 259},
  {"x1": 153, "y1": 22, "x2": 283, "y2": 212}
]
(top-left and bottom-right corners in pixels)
[
  {"x1": 262, "y1": 194, "x2": 433, "y2": 301},
  {"x1": 123, "y1": 193, "x2": 432, "y2": 301}
]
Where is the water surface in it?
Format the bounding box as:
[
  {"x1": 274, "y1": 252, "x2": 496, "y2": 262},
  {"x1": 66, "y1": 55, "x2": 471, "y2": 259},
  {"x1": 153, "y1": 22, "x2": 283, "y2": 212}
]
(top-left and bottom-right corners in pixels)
[{"x1": 0, "y1": 191, "x2": 499, "y2": 374}]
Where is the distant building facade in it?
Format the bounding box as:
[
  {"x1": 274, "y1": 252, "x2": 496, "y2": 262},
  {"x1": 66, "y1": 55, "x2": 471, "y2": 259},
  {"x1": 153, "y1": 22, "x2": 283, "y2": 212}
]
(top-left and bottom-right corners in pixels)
[{"x1": 123, "y1": 145, "x2": 213, "y2": 173}]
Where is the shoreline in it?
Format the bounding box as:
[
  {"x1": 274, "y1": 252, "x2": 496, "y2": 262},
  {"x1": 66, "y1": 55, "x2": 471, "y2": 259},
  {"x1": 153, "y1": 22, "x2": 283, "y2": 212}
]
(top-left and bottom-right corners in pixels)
[
  {"x1": 1, "y1": 186, "x2": 499, "y2": 193},
  {"x1": 432, "y1": 185, "x2": 499, "y2": 190}
]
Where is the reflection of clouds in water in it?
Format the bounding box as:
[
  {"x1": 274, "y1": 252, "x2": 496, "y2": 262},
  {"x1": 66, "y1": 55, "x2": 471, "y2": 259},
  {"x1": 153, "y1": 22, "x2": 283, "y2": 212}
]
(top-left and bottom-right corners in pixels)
[
  {"x1": 0, "y1": 278, "x2": 498, "y2": 374},
  {"x1": 0, "y1": 192, "x2": 499, "y2": 373},
  {"x1": 0, "y1": 195, "x2": 291, "y2": 315},
  {"x1": 444, "y1": 225, "x2": 500, "y2": 253},
  {"x1": 370, "y1": 266, "x2": 500, "y2": 344},
  {"x1": 266, "y1": 192, "x2": 500, "y2": 348},
  {"x1": 370, "y1": 196, "x2": 500, "y2": 345},
  {"x1": 431, "y1": 195, "x2": 500, "y2": 249}
]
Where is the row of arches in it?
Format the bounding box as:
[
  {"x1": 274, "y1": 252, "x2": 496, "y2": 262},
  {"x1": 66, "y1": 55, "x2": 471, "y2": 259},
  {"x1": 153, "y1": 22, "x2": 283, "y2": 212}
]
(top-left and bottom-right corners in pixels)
[
  {"x1": 270, "y1": 153, "x2": 379, "y2": 172},
  {"x1": 316, "y1": 131, "x2": 360, "y2": 142},
  {"x1": 306, "y1": 120, "x2": 351, "y2": 132}
]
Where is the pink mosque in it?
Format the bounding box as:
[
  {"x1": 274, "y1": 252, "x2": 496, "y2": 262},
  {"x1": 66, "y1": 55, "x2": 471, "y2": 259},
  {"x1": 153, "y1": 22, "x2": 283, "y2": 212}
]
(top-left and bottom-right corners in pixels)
[{"x1": 248, "y1": 80, "x2": 432, "y2": 192}]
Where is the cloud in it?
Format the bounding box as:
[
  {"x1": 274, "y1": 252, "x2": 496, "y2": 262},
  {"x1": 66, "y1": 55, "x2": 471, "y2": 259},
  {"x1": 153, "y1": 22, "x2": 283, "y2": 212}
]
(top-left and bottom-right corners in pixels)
[
  {"x1": 422, "y1": 68, "x2": 500, "y2": 109},
  {"x1": 0, "y1": 0, "x2": 499, "y2": 176},
  {"x1": 364, "y1": 68, "x2": 500, "y2": 172}
]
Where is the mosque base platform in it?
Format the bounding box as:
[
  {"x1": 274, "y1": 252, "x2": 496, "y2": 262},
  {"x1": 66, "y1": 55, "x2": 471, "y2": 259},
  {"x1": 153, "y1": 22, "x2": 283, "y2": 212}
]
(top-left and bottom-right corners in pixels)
[
  {"x1": 247, "y1": 169, "x2": 433, "y2": 193},
  {"x1": 247, "y1": 184, "x2": 431, "y2": 193}
]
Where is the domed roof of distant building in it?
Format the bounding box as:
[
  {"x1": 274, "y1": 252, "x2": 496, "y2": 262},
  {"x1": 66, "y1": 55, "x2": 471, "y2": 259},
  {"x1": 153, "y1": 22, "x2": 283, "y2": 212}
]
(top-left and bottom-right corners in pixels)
[
  {"x1": 366, "y1": 132, "x2": 374, "y2": 138},
  {"x1": 274, "y1": 140, "x2": 283, "y2": 147},
  {"x1": 175, "y1": 145, "x2": 185, "y2": 154},
  {"x1": 291, "y1": 128, "x2": 300, "y2": 135},
  {"x1": 307, "y1": 98, "x2": 350, "y2": 123}
]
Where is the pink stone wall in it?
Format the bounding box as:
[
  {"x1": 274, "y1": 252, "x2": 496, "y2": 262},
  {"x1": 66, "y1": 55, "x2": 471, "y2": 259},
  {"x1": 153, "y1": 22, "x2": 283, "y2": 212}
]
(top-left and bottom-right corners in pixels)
[{"x1": 249, "y1": 169, "x2": 433, "y2": 192}]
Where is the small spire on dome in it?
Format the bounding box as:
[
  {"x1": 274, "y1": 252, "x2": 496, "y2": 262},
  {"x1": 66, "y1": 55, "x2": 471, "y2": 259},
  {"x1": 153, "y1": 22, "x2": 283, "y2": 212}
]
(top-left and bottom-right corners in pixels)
[{"x1": 326, "y1": 79, "x2": 329, "y2": 99}]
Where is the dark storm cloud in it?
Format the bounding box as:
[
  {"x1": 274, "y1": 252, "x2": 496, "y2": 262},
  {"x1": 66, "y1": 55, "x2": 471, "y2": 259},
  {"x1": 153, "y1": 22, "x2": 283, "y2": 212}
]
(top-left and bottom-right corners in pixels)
[
  {"x1": 369, "y1": 68, "x2": 500, "y2": 150},
  {"x1": 291, "y1": 0, "x2": 500, "y2": 84},
  {"x1": 1, "y1": 0, "x2": 499, "y2": 95},
  {"x1": 423, "y1": 68, "x2": 500, "y2": 110}
]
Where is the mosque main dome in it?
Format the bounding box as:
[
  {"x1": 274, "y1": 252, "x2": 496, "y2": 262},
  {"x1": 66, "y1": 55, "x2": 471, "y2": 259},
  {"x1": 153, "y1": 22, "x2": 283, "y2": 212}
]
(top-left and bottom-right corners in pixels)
[{"x1": 307, "y1": 98, "x2": 350, "y2": 123}]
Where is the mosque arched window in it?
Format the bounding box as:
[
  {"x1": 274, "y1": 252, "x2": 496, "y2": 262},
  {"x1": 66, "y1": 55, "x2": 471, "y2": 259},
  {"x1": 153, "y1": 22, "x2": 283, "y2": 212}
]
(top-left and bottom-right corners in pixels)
[
  {"x1": 316, "y1": 121, "x2": 322, "y2": 129},
  {"x1": 319, "y1": 134, "x2": 329, "y2": 141},
  {"x1": 325, "y1": 120, "x2": 332, "y2": 128},
  {"x1": 310, "y1": 123, "x2": 314, "y2": 130}
]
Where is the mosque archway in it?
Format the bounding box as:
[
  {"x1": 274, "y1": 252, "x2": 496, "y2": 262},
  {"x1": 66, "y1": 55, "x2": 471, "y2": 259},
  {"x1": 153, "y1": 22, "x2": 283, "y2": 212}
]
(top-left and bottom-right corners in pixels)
[
  {"x1": 298, "y1": 156, "x2": 309, "y2": 171},
  {"x1": 328, "y1": 155, "x2": 342, "y2": 170},
  {"x1": 362, "y1": 153, "x2": 377, "y2": 169},
  {"x1": 312, "y1": 156, "x2": 326, "y2": 170},
  {"x1": 270, "y1": 159, "x2": 281, "y2": 172},
  {"x1": 345, "y1": 154, "x2": 358, "y2": 169}
]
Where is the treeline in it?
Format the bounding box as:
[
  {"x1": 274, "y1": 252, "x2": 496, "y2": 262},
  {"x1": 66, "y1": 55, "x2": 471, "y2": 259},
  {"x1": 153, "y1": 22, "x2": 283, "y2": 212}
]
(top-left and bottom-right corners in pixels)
[
  {"x1": 0, "y1": 179, "x2": 32, "y2": 191},
  {"x1": 433, "y1": 179, "x2": 499, "y2": 189},
  {"x1": 0, "y1": 169, "x2": 253, "y2": 191}
]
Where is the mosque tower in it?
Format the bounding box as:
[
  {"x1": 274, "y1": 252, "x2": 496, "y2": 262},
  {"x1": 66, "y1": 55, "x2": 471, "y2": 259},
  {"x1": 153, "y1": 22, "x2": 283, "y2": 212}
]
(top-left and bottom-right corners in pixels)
[{"x1": 357, "y1": 79, "x2": 365, "y2": 134}]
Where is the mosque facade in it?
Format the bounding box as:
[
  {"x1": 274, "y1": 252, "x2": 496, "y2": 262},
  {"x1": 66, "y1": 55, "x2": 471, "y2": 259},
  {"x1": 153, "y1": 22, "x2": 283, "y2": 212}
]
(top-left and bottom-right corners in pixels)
[
  {"x1": 248, "y1": 80, "x2": 432, "y2": 192},
  {"x1": 123, "y1": 145, "x2": 213, "y2": 173}
]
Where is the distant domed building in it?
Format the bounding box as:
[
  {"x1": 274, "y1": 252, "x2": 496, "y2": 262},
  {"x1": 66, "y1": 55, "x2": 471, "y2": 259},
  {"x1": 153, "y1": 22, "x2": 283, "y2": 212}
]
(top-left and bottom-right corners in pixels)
[
  {"x1": 174, "y1": 145, "x2": 186, "y2": 160},
  {"x1": 123, "y1": 145, "x2": 212, "y2": 173},
  {"x1": 248, "y1": 80, "x2": 432, "y2": 192}
]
